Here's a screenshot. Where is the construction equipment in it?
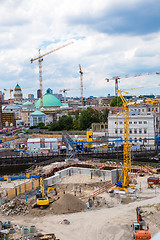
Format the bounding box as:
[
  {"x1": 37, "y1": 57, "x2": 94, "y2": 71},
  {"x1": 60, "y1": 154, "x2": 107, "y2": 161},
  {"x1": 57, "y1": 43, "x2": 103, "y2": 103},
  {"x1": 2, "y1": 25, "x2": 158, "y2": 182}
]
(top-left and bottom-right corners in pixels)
[
  {"x1": 114, "y1": 89, "x2": 160, "y2": 191},
  {"x1": 4, "y1": 88, "x2": 13, "y2": 102},
  {"x1": 79, "y1": 64, "x2": 84, "y2": 106},
  {"x1": 30, "y1": 41, "x2": 73, "y2": 108},
  {"x1": 132, "y1": 207, "x2": 151, "y2": 239},
  {"x1": 35, "y1": 178, "x2": 57, "y2": 207},
  {"x1": 105, "y1": 76, "x2": 120, "y2": 96},
  {"x1": 59, "y1": 88, "x2": 70, "y2": 103}
]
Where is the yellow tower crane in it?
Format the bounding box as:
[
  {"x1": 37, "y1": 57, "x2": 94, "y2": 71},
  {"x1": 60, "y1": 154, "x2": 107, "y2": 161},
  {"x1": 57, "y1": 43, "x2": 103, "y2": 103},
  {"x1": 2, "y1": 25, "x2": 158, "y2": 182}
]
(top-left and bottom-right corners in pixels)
[
  {"x1": 30, "y1": 42, "x2": 73, "y2": 108},
  {"x1": 79, "y1": 64, "x2": 84, "y2": 106},
  {"x1": 115, "y1": 89, "x2": 160, "y2": 191}
]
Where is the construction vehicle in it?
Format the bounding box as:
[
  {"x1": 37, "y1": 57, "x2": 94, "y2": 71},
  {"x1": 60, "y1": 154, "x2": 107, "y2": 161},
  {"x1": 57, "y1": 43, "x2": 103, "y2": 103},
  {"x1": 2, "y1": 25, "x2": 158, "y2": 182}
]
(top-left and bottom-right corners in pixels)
[
  {"x1": 30, "y1": 41, "x2": 73, "y2": 108},
  {"x1": 132, "y1": 207, "x2": 151, "y2": 239},
  {"x1": 113, "y1": 88, "x2": 160, "y2": 191},
  {"x1": 35, "y1": 178, "x2": 57, "y2": 207}
]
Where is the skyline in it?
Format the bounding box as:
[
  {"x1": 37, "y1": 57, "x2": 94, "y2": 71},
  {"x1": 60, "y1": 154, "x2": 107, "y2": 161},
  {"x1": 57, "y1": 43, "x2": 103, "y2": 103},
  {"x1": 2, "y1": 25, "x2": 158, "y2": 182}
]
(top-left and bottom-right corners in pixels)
[{"x1": 1, "y1": 0, "x2": 160, "y2": 99}]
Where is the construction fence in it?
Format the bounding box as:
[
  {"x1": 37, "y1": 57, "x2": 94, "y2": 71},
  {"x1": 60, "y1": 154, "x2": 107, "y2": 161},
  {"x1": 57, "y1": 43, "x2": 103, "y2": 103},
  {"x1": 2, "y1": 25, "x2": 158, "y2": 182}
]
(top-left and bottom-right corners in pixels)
[
  {"x1": 7, "y1": 178, "x2": 40, "y2": 199},
  {"x1": 44, "y1": 167, "x2": 111, "y2": 187}
]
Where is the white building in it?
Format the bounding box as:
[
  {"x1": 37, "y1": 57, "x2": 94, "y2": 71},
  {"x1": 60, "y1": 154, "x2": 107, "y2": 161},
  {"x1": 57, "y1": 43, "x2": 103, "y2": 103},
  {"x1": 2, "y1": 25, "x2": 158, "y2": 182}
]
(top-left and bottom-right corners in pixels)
[
  {"x1": 108, "y1": 111, "x2": 155, "y2": 145},
  {"x1": 27, "y1": 138, "x2": 58, "y2": 153}
]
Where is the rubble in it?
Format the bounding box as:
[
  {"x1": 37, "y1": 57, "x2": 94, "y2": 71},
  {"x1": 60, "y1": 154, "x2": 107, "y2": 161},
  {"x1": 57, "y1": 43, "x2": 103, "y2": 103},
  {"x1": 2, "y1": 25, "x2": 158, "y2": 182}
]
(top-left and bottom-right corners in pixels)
[{"x1": 1, "y1": 198, "x2": 29, "y2": 216}]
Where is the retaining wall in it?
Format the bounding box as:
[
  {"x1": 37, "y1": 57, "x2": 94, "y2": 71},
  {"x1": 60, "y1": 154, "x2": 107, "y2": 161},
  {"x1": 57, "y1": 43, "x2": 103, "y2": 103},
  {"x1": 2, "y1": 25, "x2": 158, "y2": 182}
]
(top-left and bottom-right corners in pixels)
[{"x1": 44, "y1": 167, "x2": 111, "y2": 186}]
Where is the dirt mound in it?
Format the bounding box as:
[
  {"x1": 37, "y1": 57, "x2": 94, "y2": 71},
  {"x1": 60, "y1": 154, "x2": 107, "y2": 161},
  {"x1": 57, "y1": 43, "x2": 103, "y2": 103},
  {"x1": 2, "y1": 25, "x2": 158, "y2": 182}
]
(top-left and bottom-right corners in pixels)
[{"x1": 51, "y1": 193, "x2": 87, "y2": 214}]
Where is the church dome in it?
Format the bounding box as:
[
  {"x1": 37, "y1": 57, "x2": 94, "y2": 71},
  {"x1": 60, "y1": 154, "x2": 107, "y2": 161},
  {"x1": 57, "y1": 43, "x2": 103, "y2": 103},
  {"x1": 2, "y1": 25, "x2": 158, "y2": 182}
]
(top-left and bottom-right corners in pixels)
[{"x1": 35, "y1": 93, "x2": 62, "y2": 107}]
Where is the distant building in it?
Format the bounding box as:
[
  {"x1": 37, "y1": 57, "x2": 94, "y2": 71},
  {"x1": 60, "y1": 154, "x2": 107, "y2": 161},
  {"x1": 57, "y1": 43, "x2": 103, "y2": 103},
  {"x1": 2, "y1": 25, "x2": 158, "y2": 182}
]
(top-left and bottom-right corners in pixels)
[
  {"x1": 30, "y1": 110, "x2": 46, "y2": 126},
  {"x1": 46, "y1": 88, "x2": 53, "y2": 94},
  {"x1": 0, "y1": 95, "x2": 2, "y2": 129},
  {"x1": 37, "y1": 89, "x2": 41, "y2": 99},
  {"x1": 14, "y1": 83, "x2": 23, "y2": 103},
  {"x1": 28, "y1": 94, "x2": 34, "y2": 99}
]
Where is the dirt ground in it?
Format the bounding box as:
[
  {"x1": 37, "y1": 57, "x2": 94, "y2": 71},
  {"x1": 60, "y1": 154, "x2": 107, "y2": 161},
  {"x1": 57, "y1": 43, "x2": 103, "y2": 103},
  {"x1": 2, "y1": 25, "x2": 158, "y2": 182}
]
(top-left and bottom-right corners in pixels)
[{"x1": 1, "y1": 174, "x2": 160, "y2": 239}]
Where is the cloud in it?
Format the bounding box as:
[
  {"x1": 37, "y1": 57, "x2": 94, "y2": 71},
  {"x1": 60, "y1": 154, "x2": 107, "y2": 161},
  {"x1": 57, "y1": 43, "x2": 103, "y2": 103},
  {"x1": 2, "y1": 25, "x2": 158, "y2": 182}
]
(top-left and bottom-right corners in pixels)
[{"x1": 0, "y1": 0, "x2": 160, "y2": 99}]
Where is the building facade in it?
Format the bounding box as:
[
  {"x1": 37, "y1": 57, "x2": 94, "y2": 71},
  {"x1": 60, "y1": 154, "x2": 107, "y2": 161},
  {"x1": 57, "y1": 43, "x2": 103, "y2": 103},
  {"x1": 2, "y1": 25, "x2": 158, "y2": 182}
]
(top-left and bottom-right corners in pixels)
[{"x1": 108, "y1": 112, "x2": 155, "y2": 145}]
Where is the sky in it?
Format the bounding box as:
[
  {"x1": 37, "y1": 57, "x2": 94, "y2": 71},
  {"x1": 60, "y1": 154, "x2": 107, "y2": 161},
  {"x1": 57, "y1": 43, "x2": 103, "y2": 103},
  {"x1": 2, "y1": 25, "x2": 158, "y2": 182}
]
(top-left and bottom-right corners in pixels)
[{"x1": 1, "y1": 0, "x2": 160, "y2": 99}]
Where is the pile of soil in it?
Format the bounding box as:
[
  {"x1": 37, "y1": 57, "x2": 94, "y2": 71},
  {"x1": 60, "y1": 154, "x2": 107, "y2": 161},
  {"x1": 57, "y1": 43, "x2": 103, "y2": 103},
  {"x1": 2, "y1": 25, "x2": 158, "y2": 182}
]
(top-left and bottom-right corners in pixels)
[{"x1": 51, "y1": 193, "x2": 87, "y2": 214}]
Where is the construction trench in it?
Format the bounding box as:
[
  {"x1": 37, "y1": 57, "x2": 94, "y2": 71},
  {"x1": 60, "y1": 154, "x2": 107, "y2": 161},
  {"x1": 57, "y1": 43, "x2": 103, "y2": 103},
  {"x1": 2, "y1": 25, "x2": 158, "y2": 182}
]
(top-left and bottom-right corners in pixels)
[{"x1": 1, "y1": 160, "x2": 160, "y2": 239}]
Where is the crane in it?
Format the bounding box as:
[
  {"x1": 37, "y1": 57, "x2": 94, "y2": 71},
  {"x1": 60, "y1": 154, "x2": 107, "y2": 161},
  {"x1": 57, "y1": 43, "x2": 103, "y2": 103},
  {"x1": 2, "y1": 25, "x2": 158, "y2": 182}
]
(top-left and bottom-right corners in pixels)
[
  {"x1": 30, "y1": 41, "x2": 73, "y2": 108},
  {"x1": 106, "y1": 72, "x2": 160, "y2": 97},
  {"x1": 59, "y1": 88, "x2": 70, "y2": 103},
  {"x1": 4, "y1": 88, "x2": 13, "y2": 103},
  {"x1": 105, "y1": 76, "x2": 120, "y2": 96},
  {"x1": 79, "y1": 64, "x2": 84, "y2": 106},
  {"x1": 115, "y1": 89, "x2": 160, "y2": 191}
]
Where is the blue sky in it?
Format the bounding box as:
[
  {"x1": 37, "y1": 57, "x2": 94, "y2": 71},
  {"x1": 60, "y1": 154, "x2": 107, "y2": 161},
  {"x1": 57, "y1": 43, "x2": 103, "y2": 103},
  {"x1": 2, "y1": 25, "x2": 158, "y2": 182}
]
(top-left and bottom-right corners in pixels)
[{"x1": 1, "y1": 0, "x2": 160, "y2": 99}]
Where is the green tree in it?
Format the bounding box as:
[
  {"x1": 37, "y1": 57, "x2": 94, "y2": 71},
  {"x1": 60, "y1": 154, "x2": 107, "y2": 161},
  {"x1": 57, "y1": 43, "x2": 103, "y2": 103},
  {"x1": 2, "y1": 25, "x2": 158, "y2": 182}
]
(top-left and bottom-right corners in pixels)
[
  {"x1": 79, "y1": 107, "x2": 100, "y2": 130},
  {"x1": 99, "y1": 108, "x2": 109, "y2": 122},
  {"x1": 58, "y1": 115, "x2": 73, "y2": 130},
  {"x1": 73, "y1": 118, "x2": 80, "y2": 130},
  {"x1": 110, "y1": 96, "x2": 123, "y2": 107}
]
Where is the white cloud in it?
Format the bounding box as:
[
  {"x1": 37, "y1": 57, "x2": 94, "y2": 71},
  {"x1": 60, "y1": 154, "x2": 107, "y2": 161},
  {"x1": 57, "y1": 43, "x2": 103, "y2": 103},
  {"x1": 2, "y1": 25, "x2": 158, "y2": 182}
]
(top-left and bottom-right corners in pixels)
[{"x1": 0, "y1": 0, "x2": 160, "y2": 99}]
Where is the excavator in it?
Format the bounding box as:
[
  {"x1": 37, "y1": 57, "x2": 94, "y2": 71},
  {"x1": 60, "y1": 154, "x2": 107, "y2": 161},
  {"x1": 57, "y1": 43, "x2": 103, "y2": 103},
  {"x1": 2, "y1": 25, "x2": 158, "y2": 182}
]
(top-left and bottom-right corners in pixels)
[
  {"x1": 132, "y1": 207, "x2": 151, "y2": 239},
  {"x1": 35, "y1": 178, "x2": 57, "y2": 208}
]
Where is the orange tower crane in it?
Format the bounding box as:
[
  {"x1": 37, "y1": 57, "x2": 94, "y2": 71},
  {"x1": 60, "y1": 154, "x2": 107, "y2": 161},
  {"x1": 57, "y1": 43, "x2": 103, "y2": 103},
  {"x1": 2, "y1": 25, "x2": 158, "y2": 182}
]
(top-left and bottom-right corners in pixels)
[
  {"x1": 79, "y1": 64, "x2": 84, "y2": 106},
  {"x1": 4, "y1": 88, "x2": 13, "y2": 103},
  {"x1": 30, "y1": 42, "x2": 73, "y2": 108}
]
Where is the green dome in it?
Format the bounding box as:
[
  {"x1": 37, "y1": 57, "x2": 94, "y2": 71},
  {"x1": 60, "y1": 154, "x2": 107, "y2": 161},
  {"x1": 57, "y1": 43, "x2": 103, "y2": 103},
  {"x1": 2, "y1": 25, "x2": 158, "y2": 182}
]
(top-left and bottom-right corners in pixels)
[
  {"x1": 35, "y1": 93, "x2": 62, "y2": 107},
  {"x1": 23, "y1": 101, "x2": 33, "y2": 105}
]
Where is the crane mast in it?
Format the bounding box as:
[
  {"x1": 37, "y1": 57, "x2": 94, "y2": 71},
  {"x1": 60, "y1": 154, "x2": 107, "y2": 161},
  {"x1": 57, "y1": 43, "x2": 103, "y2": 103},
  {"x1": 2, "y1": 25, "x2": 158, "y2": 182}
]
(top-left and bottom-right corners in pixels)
[
  {"x1": 116, "y1": 89, "x2": 160, "y2": 190},
  {"x1": 30, "y1": 42, "x2": 73, "y2": 108},
  {"x1": 79, "y1": 64, "x2": 83, "y2": 106}
]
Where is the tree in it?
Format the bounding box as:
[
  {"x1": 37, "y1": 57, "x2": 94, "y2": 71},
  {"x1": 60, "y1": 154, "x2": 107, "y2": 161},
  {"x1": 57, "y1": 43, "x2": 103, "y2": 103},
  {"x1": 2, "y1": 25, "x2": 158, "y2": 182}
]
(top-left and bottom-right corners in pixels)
[
  {"x1": 110, "y1": 96, "x2": 123, "y2": 107},
  {"x1": 73, "y1": 118, "x2": 80, "y2": 130},
  {"x1": 58, "y1": 115, "x2": 73, "y2": 130},
  {"x1": 79, "y1": 107, "x2": 100, "y2": 130},
  {"x1": 99, "y1": 108, "x2": 109, "y2": 122}
]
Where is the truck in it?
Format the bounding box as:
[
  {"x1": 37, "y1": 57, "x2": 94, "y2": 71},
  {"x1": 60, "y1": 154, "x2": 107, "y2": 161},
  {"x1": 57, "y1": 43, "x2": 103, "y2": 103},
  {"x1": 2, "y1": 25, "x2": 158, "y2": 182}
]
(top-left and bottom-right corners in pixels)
[{"x1": 132, "y1": 207, "x2": 151, "y2": 240}]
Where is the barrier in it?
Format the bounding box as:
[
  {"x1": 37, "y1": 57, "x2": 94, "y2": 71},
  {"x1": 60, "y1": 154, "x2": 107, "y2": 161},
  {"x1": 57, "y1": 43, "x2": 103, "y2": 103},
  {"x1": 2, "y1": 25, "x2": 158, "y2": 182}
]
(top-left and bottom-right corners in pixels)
[
  {"x1": 44, "y1": 167, "x2": 111, "y2": 186},
  {"x1": 7, "y1": 179, "x2": 40, "y2": 199},
  {"x1": 0, "y1": 175, "x2": 43, "y2": 181}
]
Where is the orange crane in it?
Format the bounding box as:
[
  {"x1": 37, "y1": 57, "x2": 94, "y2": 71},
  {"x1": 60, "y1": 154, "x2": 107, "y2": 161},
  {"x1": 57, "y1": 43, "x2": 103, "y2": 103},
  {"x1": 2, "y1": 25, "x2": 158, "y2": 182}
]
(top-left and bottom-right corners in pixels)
[
  {"x1": 30, "y1": 42, "x2": 73, "y2": 108},
  {"x1": 79, "y1": 64, "x2": 84, "y2": 106},
  {"x1": 4, "y1": 88, "x2": 13, "y2": 103}
]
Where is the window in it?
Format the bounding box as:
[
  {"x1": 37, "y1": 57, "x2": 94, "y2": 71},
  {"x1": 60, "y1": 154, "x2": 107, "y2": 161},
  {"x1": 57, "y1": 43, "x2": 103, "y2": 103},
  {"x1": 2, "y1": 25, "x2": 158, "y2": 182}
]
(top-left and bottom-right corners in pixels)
[
  {"x1": 156, "y1": 108, "x2": 158, "y2": 112},
  {"x1": 134, "y1": 121, "x2": 137, "y2": 124},
  {"x1": 148, "y1": 108, "x2": 150, "y2": 112},
  {"x1": 144, "y1": 129, "x2": 147, "y2": 134},
  {"x1": 134, "y1": 129, "x2": 137, "y2": 134},
  {"x1": 129, "y1": 121, "x2": 132, "y2": 124},
  {"x1": 119, "y1": 121, "x2": 123, "y2": 124},
  {"x1": 120, "y1": 129, "x2": 123, "y2": 134},
  {"x1": 139, "y1": 129, "x2": 142, "y2": 134},
  {"x1": 144, "y1": 121, "x2": 147, "y2": 124},
  {"x1": 139, "y1": 138, "x2": 142, "y2": 142},
  {"x1": 139, "y1": 121, "x2": 142, "y2": 124},
  {"x1": 134, "y1": 138, "x2": 137, "y2": 142},
  {"x1": 115, "y1": 129, "x2": 118, "y2": 134},
  {"x1": 129, "y1": 129, "x2": 132, "y2": 134},
  {"x1": 40, "y1": 142, "x2": 45, "y2": 148},
  {"x1": 115, "y1": 122, "x2": 117, "y2": 125},
  {"x1": 142, "y1": 109, "x2": 144, "y2": 112},
  {"x1": 138, "y1": 109, "x2": 140, "y2": 112},
  {"x1": 144, "y1": 138, "x2": 147, "y2": 143}
]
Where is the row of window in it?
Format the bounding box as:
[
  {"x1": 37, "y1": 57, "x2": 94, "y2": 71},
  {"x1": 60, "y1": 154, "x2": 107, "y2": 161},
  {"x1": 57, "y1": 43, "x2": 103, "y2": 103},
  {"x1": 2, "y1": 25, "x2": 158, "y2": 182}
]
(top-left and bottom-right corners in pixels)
[
  {"x1": 115, "y1": 121, "x2": 148, "y2": 125},
  {"x1": 130, "y1": 107, "x2": 158, "y2": 112},
  {"x1": 130, "y1": 138, "x2": 147, "y2": 143},
  {"x1": 115, "y1": 129, "x2": 147, "y2": 134}
]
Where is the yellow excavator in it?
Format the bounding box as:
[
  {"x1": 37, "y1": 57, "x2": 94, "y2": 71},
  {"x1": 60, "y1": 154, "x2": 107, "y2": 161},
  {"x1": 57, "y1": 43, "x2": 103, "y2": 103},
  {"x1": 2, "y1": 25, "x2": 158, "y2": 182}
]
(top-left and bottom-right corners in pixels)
[{"x1": 35, "y1": 178, "x2": 57, "y2": 207}]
